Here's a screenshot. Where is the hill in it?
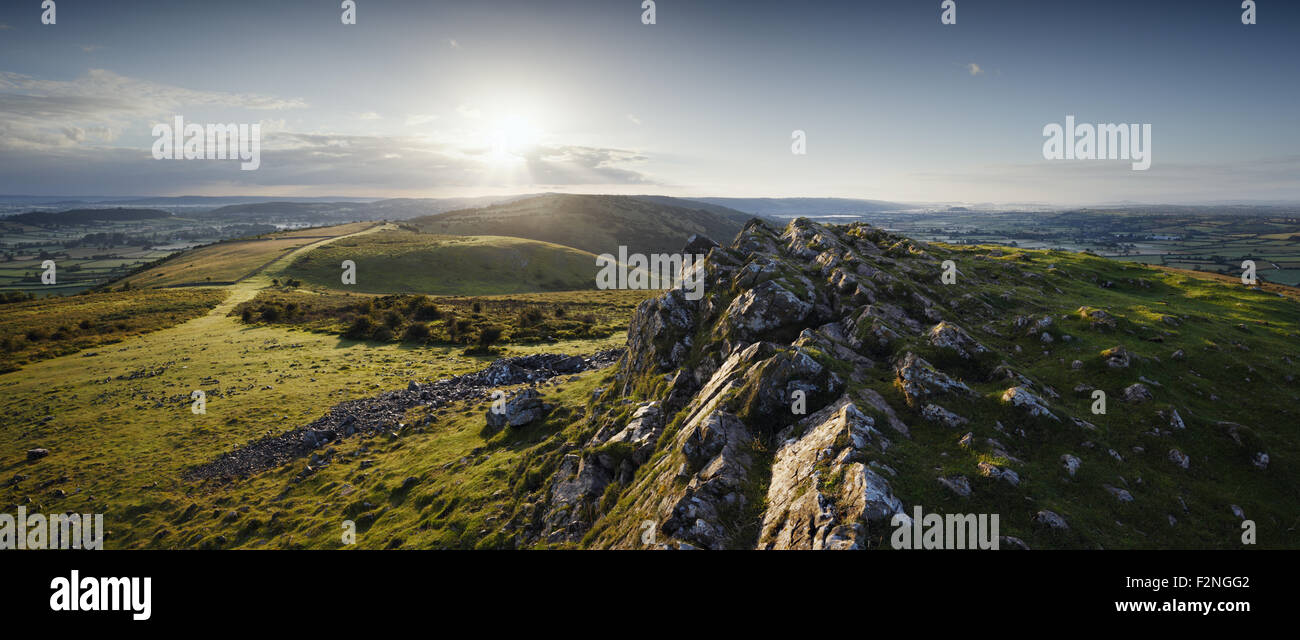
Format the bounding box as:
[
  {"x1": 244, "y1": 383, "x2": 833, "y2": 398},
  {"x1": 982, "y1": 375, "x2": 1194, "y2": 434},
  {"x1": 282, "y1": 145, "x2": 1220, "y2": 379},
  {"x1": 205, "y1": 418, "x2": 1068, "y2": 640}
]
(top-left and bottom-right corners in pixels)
[
  {"x1": 114, "y1": 222, "x2": 379, "y2": 288},
  {"x1": 408, "y1": 193, "x2": 754, "y2": 256},
  {"x1": 280, "y1": 228, "x2": 601, "y2": 295},
  {"x1": 689, "y1": 197, "x2": 909, "y2": 217},
  {"x1": 4, "y1": 207, "x2": 172, "y2": 225},
  {"x1": 4, "y1": 217, "x2": 1295, "y2": 551},
  {"x1": 544, "y1": 218, "x2": 1297, "y2": 549}
]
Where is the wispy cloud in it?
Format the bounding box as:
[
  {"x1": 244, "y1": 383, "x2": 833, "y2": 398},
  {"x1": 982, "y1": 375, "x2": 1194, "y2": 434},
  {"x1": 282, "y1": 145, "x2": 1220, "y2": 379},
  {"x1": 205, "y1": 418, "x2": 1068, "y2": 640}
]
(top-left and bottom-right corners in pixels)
[
  {"x1": 626, "y1": 114, "x2": 642, "y2": 126},
  {"x1": 405, "y1": 113, "x2": 438, "y2": 126},
  {"x1": 0, "y1": 69, "x2": 307, "y2": 150},
  {"x1": 966, "y1": 63, "x2": 984, "y2": 76},
  {"x1": 456, "y1": 104, "x2": 481, "y2": 119}
]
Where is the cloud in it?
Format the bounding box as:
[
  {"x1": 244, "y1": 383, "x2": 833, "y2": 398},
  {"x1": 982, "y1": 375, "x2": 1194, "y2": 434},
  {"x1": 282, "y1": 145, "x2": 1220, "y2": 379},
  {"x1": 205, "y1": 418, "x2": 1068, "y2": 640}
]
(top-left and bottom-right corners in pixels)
[
  {"x1": 0, "y1": 68, "x2": 307, "y2": 150},
  {"x1": 966, "y1": 63, "x2": 983, "y2": 76},
  {"x1": 405, "y1": 113, "x2": 438, "y2": 126},
  {"x1": 0, "y1": 127, "x2": 656, "y2": 194},
  {"x1": 0, "y1": 68, "x2": 655, "y2": 194},
  {"x1": 448, "y1": 39, "x2": 460, "y2": 49},
  {"x1": 626, "y1": 114, "x2": 642, "y2": 126}
]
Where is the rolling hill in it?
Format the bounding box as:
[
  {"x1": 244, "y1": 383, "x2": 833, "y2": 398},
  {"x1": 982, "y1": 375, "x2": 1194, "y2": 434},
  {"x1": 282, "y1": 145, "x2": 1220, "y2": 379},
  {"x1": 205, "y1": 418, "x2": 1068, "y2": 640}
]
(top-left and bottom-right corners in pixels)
[
  {"x1": 408, "y1": 193, "x2": 755, "y2": 256},
  {"x1": 113, "y1": 222, "x2": 379, "y2": 288},
  {"x1": 281, "y1": 228, "x2": 602, "y2": 295},
  {"x1": 4, "y1": 207, "x2": 172, "y2": 225},
  {"x1": 4, "y1": 214, "x2": 1296, "y2": 552}
]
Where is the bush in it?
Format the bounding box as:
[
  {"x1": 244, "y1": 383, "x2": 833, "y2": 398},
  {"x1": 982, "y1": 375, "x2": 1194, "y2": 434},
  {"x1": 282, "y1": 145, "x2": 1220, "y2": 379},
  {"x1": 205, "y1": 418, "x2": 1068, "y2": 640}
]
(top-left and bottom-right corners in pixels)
[
  {"x1": 383, "y1": 310, "x2": 403, "y2": 329},
  {"x1": 260, "y1": 305, "x2": 282, "y2": 322},
  {"x1": 344, "y1": 316, "x2": 375, "y2": 340},
  {"x1": 372, "y1": 325, "x2": 393, "y2": 342},
  {"x1": 478, "y1": 325, "x2": 504, "y2": 348},
  {"x1": 413, "y1": 302, "x2": 441, "y2": 321},
  {"x1": 517, "y1": 307, "x2": 545, "y2": 327},
  {"x1": 402, "y1": 322, "x2": 430, "y2": 342}
]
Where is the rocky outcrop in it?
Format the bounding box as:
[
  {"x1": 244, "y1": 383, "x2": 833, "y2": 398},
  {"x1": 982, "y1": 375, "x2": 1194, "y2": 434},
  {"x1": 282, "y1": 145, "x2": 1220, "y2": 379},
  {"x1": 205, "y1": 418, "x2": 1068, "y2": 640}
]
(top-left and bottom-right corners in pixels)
[
  {"x1": 1000, "y1": 386, "x2": 1059, "y2": 421},
  {"x1": 759, "y1": 397, "x2": 902, "y2": 549},
  {"x1": 895, "y1": 352, "x2": 973, "y2": 406},
  {"x1": 508, "y1": 217, "x2": 1267, "y2": 551}
]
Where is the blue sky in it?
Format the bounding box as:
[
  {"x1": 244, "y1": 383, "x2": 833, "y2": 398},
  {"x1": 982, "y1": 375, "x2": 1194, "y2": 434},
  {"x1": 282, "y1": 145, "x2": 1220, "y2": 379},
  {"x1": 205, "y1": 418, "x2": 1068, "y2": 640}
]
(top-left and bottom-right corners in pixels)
[{"x1": 1, "y1": 0, "x2": 1297, "y2": 204}]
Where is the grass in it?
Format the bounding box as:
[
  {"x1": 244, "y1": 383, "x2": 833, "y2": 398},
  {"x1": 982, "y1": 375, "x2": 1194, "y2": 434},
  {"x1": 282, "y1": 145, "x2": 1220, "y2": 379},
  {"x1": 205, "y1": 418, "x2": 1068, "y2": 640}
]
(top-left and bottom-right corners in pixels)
[
  {"x1": 116, "y1": 222, "x2": 378, "y2": 289},
  {"x1": 280, "y1": 228, "x2": 602, "y2": 295},
  {"x1": 2, "y1": 219, "x2": 1296, "y2": 550},
  {"x1": 229, "y1": 288, "x2": 652, "y2": 347},
  {"x1": 0, "y1": 289, "x2": 226, "y2": 372},
  {"x1": 0, "y1": 293, "x2": 625, "y2": 549},
  {"x1": 842, "y1": 242, "x2": 1300, "y2": 549}
]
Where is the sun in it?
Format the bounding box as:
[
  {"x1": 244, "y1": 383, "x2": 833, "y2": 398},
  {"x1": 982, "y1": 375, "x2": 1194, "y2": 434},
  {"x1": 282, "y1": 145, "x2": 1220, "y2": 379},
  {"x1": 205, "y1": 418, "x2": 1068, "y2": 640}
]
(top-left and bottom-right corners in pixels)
[{"x1": 488, "y1": 114, "x2": 542, "y2": 163}]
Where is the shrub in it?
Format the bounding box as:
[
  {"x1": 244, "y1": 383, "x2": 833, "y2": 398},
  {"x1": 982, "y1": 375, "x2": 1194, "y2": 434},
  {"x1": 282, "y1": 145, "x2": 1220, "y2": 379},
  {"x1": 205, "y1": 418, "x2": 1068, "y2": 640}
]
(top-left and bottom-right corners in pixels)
[
  {"x1": 260, "y1": 305, "x2": 282, "y2": 322},
  {"x1": 344, "y1": 316, "x2": 375, "y2": 340},
  {"x1": 478, "y1": 325, "x2": 504, "y2": 348},
  {"x1": 383, "y1": 310, "x2": 404, "y2": 329},
  {"x1": 413, "y1": 301, "x2": 441, "y2": 321},
  {"x1": 517, "y1": 307, "x2": 545, "y2": 327},
  {"x1": 402, "y1": 322, "x2": 430, "y2": 342}
]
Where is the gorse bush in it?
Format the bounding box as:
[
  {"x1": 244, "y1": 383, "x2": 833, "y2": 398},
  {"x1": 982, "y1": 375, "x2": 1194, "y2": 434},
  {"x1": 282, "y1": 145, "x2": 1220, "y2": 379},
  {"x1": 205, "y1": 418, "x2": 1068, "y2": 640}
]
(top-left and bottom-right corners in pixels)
[{"x1": 231, "y1": 290, "x2": 651, "y2": 346}]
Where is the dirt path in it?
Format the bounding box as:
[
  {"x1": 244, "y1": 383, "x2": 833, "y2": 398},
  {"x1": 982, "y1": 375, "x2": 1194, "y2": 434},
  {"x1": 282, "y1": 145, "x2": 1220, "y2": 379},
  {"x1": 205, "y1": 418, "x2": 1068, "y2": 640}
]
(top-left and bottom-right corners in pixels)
[{"x1": 199, "y1": 222, "x2": 392, "y2": 321}]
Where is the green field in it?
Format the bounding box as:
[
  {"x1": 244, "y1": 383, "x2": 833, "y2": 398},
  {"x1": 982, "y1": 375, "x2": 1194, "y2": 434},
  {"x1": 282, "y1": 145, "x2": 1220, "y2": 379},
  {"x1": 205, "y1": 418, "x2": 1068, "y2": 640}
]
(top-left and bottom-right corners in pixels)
[
  {"x1": 281, "y1": 228, "x2": 601, "y2": 295},
  {"x1": 118, "y1": 222, "x2": 380, "y2": 289},
  {"x1": 0, "y1": 288, "x2": 227, "y2": 372}
]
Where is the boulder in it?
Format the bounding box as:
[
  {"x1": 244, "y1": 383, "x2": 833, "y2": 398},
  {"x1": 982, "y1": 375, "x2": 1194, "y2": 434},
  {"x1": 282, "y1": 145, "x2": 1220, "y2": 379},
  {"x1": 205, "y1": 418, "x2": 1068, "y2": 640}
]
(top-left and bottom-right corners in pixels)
[
  {"x1": 1000, "y1": 386, "x2": 1059, "y2": 421},
  {"x1": 485, "y1": 388, "x2": 549, "y2": 430}
]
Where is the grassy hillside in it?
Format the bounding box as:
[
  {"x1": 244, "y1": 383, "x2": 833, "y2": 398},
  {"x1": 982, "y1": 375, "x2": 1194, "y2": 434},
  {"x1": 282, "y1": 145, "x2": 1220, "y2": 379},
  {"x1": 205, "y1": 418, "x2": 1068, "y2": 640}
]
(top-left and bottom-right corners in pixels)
[
  {"x1": 115, "y1": 222, "x2": 378, "y2": 289},
  {"x1": 2, "y1": 217, "x2": 1295, "y2": 550},
  {"x1": 281, "y1": 228, "x2": 601, "y2": 295},
  {"x1": 409, "y1": 193, "x2": 753, "y2": 256},
  {"x1": 0, "y1": 289, "x2": 226, "y2": 372},
  {"x1": 0, "y1": 289, "x2": 624, "y2": 549}
]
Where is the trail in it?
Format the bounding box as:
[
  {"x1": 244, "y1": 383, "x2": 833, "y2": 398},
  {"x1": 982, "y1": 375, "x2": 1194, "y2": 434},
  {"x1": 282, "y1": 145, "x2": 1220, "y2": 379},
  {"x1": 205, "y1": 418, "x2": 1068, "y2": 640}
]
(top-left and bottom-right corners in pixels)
[{"x1": 195, "y1": 222, "x2": 392, "y2": 326}]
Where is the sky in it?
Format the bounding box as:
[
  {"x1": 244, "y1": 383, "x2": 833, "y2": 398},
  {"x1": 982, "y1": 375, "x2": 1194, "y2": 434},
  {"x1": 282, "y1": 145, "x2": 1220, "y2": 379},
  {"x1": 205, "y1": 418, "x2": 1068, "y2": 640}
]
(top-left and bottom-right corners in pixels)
[{"x1": 0, "y1": 0, "x2": 1297, "y2": 205}]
